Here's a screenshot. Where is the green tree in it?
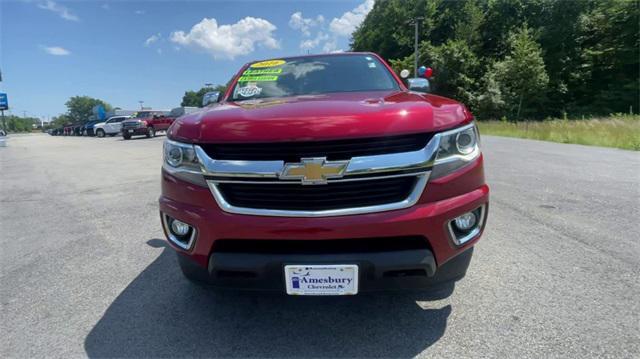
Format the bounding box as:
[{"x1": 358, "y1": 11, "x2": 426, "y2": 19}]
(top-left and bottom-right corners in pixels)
[
  {"x1": 537, "y1": 0, "x2": 588, "y2": 116},
  {"x1": 479, "y1": 0, "x2": 547, "y2": 59},
  {"x1": 181, "y1": 85, "x2": 227, "y2": 107},
  {"x1": 51, "y1": 114, "x2": 74, "y2": 128},
  {"x1": 3, "y1": 115, "x2": 39, "y2": 132},
  {"x1": 351, "y1": 0, "x2": 438, "y2": 61},
  {"x1": 355, "y1": 0, "x2": 638, "y2": 119},
  {"x1": 575, "y1": 0, "x2": 640, "y2": 114},
  {"x1": 475, "y1": 67, "x2": 506, "y2": 119},
  {"x1": 65, "y1": 96, "x2": 112, "y2": 123},
  {"x1": 431, "y1": 0, "x2": 484, "y2": 49},
  {"x1": 391, "y1": 40, "x2": 481, "y2": 106},
  {"x1": 493, "y1": 26, "x2": 549, "y2": 119}
]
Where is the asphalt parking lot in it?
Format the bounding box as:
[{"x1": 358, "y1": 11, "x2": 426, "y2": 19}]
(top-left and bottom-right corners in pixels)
[{"x1": 1, "y1": 133, "x2": 639, "y2": 358}]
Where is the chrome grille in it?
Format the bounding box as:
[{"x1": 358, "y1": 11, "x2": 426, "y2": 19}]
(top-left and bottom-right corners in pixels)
[{"x1": 195, "y1": 133, "x2": 440, "y2": 217}]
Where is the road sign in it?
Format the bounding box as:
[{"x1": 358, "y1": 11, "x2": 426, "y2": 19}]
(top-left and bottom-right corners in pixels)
[{"x1": 0, "y1": 93, "x2": 7, "y2": 110}]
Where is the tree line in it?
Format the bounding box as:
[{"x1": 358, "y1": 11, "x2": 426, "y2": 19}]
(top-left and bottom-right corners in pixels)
[
  {"x1": 0, "y1": 115, "x2": 41, "y2": 132},
  {"x1": 23, "y1": 87, "x2": 223, "y2": 132},
  {"x1": 351, "y1": 0, "x2": 639, "y2": 120}
]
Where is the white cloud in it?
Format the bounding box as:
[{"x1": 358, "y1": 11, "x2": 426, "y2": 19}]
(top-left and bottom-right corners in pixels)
[
  {"x1": 101, "y1": 3, "x2": 110, "y2": 10},
  {"x1": 329, "y1": 0, "x2": 373, "y2": 37},
  {"x1": 170, "y1": 17, "x2": 280, "y2": 59},
  {"x1": 37, "y1": 0, "x2": 79, "y2": 21},
  {"x1": 300, "y1": 32, "x2": 329, "y2": 51},
  {"x1": 145, "y1": 33, "x2": 161, "y2": 46},
  {"x1": 41, "y1": 46, "x2": 70, "y2": 56},
  {"x1": 135, "y1": 10, "x2": 145, "y2": 15},
  {"x1": 289, "y1": 12, "x2": 324, "y2": 37},
  {"x1": 322, "y1": 38, "x2": 341, "y2": 53}
]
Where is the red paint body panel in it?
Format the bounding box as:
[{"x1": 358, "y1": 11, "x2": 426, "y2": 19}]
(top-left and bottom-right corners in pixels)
[{"x1": 169, "y1": 91, "x2": 471, "y2": 143}]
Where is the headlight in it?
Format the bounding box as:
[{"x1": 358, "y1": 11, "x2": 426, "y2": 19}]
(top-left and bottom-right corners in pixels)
[
  {"x1": 431, "y1": 122, "x2": 480, "y2": 179},
  {"x1": 163, "y1": 139, "x2": 206, "y2": 186}
]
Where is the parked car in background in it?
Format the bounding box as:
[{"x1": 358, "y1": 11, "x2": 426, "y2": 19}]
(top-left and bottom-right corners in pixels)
[
  {"x1": 63, "y1": 124, "x2": 74, "y2": 136},
  {"x1": 72, "y1": 123, "x2": 83, "y2": 136},
  {"x1": 82, "y1": 120, "x2": 102, "y2": 136},
  {"x1": 93, "y1": 115, "x2": 130, "y2": 138},
  {"x1": 121, "y1": 110, "x2": 169, "y2": 140}
]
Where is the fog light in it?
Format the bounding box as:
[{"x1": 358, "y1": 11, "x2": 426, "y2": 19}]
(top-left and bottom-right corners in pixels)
[
  {"x1": 454, "y1": 212, "x2": 477, "y2": 231},
  {"x1": 171, "y1": 219, "x2": 190, "y2": 236}
]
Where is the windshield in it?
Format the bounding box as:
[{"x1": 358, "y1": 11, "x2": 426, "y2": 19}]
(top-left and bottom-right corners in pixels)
[
  {"x1": 134, "y1": 112, "x2": 152, "y2": 118},
  {"x1": 230, "y1": 54, "x2": 399, "y2": 101}
]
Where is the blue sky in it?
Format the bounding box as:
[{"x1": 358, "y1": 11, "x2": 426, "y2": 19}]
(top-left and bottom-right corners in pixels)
[{"x1": 0, "y1": 0, "x2": 373, "y2": 120}]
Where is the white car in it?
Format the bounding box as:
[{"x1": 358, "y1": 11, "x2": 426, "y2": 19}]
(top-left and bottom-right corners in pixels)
[{"x1": 93, "y1": 116, "x2": 130, "y2": 138}]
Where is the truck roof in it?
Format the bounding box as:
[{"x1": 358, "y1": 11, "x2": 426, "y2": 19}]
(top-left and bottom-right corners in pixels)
[{"x1": 245, "y1": 51, "x2": 378, "y2": 68}]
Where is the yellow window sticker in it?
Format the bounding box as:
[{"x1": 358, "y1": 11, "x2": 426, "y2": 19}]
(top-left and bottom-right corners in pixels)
[
  {"x1": 243, "y1": 68, "x2": 283, "y2": 75},
  {"x1": 238, "y1": 75, "x2": 279, "y2": 82},
  {"x1": 250, "y1": 59, "x2": 286, "y2": 68}
]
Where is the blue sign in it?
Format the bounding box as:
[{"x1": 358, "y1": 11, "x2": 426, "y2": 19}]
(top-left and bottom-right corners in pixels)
[
  {"x1": 0, "y1": 93, "x2": 7, "y2": 110},
  {"x1": 93, "y1": 104, "x2": 106, "y2": 120}
]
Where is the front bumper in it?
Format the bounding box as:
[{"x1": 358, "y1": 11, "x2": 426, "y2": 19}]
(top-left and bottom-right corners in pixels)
[
  {"x1": 177, "y1": 246, "x2": 474, "y2": 292},
  {"x1": 123, "y1": 127, "x2": 147, "y2": 136},
  {"x1": 159, "y1": 155, "x2": 489, "y2": 291}
]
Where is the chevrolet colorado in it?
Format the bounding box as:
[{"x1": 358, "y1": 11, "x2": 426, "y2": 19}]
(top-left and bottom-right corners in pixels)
[{"x1": 160, "y1": 53, "x2": 489, "y2": 295}]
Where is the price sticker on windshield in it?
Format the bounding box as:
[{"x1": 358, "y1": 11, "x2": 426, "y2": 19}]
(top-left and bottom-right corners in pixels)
[{"x1": 250, "y1": 59, "x2": 286, "y2": 68}]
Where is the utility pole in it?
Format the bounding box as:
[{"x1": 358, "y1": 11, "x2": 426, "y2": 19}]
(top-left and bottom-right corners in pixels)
[
  {"x1": 0, "y1": 68, "x2": 5, "y2": 131},
  {"x1": 407, "y1": 17, "x2": 424, "y2": 77},
  {"x1": 138, "y1": 100, "x2": 144, "y2": 110}
]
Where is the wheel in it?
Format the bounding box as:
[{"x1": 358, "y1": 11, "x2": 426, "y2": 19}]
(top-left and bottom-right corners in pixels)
[
  {"x1": 176, "y1": 253, "x2": 212, "y2": 285},
  {"x1": 96, "y1": 129, "x2": 105, "y2": 138},
  {"x1": 123, "y1": 132, "x2": 131, "y2": 140},
  {"x1": 146, "y1": 127, "x2": 155, "y2": 138}
]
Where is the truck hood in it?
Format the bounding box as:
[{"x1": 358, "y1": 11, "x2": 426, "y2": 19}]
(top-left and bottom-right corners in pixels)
[{"x1": 168, "y1": 91, "x2": 471, "y2": 143}]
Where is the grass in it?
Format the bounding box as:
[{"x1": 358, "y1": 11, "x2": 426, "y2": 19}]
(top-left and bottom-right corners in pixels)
[{"x1": 477, "y1": 115, "x2": 640, "y2": 151}]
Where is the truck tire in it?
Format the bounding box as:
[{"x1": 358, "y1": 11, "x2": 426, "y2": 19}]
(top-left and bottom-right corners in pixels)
[
  {"x1": 146, "y1": 127, "x2": 155, "y2": 138},
  {"x1": 123, "y1": 132, "x2": 131, "y2": 140},
  {"x1": 96, "y1": 129, "x2": 105, "y2": 138}
]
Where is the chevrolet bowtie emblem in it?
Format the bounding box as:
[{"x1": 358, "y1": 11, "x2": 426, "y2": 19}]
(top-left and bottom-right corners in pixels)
[{"x1": 280, "y1": 157, "x2": 350, "y2": 185}]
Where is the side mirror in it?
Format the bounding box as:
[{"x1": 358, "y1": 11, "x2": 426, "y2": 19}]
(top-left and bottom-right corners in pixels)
[
  {"x1": 407, "y1": 78, "x2": 431, "y2": 93},
  {"x1": 202, "y1": 91, "x2": 221, "y2": 107}
]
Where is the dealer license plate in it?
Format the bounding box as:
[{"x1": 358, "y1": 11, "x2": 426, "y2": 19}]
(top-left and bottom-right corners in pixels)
[{"x1": 284, "y1": 265, "x2": 358, "y2": 295}]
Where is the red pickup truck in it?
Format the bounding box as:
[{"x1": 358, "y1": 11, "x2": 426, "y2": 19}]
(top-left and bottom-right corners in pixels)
[
  {"x1": 159, "y1": 53, "x2": 489, "y2": 295},
  {"x1": 121, "y1": 110, "x2": 170, "y2": 139}
]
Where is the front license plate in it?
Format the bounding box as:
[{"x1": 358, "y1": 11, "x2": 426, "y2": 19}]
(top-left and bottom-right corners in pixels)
[
  {"x1": 284, "y1": 265, "x2": 358, "y2": 296},
  {"x1": 127, "y1": 130, "x2": 133, "y2": 133}
]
